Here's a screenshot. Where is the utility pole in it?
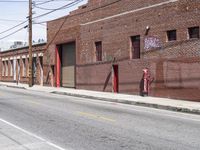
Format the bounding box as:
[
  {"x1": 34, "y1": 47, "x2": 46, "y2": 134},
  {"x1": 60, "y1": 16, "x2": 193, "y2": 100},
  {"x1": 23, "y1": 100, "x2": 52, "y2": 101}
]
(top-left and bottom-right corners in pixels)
[{"x1": 28, "y1": 0, "x2": 33, "y2": 87}]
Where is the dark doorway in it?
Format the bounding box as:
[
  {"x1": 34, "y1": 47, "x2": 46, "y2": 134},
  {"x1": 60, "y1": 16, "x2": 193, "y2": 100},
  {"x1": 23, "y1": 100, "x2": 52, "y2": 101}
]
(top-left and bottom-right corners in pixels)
[{"x1": 61, "y1": 42, "x2": 76, "y2": 88}]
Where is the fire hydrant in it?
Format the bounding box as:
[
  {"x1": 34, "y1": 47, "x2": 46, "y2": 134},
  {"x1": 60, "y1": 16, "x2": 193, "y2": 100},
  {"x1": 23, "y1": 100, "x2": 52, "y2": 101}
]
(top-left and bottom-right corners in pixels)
[{"x1": 142, "y1": 68, "x2": 154, "y2": 96}]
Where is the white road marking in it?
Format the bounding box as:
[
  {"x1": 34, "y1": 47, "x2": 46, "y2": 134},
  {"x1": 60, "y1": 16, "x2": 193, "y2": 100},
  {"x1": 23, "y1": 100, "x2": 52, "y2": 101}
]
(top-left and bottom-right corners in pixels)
[{"x1": 0, "y1": 118, "x2": 69, "y2": 150}]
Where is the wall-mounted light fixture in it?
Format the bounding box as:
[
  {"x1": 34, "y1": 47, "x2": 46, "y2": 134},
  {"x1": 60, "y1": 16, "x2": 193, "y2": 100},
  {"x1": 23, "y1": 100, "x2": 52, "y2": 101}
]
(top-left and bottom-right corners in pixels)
[{"x1": 145, "y1": 26, "x2": 150, "y2": 35}]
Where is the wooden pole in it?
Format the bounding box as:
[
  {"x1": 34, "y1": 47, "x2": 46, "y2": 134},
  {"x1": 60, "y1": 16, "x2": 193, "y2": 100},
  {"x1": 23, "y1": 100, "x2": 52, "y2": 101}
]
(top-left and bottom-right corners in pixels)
[{"x1": 28, "y1": 0, "x2": 33, "y2": 87}]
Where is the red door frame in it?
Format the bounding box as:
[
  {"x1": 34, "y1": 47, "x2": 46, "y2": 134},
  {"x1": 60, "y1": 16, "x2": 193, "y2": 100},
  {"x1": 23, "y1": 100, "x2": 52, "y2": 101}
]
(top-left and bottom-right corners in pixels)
[
  {"x1": 55, "y1": 46, "x2": 61, "y2": 87},
  {"x1": 112, "y1": 64, "x2": 119, "y2": 93}
]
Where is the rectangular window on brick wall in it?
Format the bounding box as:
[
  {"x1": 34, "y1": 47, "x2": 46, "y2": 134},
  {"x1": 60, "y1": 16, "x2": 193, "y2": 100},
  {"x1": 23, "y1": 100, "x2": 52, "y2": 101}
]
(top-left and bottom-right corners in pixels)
[
  {"x1": 131, "y1": 35, "x2": 140, "y2": 59},
  {"x1": 95, "y1": 41, "x2": 102, "y2": 61},
  {"x1": 188, "y1": 26, "x2": 199, "y2": 39},
  {"x1": 167, "y1": 30, "x2": 176, "y2": 41}
]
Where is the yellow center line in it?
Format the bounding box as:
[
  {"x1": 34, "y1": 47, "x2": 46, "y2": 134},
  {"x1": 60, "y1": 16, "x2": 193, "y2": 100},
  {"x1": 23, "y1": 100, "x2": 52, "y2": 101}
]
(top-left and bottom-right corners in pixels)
[
  {"x1": 15, "y1": 99, "x2": 117, "y2": 123},
  {"x1": 77, "y1": 111, "x2": 116, "y2": 123},
  {"x1": 26, "y1": 99, "x2": 42, "y2": 106},
  {"x1": 99, "y1": 116, "x2": 116, "y2": 122}
]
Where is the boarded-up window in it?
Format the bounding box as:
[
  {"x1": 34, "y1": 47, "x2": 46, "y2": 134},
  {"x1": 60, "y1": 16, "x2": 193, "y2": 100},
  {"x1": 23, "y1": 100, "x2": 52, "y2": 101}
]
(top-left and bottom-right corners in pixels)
[
  {"x1": 167, "y1": 30, "x2": 176, "y2": 41},
  {"x1": 188, "y1": 26, "x2": 199, "y2": 39},
  {"x1": 95, "y1": 41, "x2": 102, "y2": 61},
  {"x1": 131, "y1": 35, "x2": 140, "y2": 59}
]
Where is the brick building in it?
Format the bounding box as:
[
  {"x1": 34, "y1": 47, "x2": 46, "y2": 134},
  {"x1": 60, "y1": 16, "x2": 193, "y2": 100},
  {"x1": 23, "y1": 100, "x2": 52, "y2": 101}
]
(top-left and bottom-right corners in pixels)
[
  {"x1": 1, "y1": 0, "x2": 200, "y2": 101},
  {"x1": 44, "y1": 0, "x2": 200, "y2": 101},
  {"x1": 0, "y1": 43, "x2": 45, "y2": 85}
]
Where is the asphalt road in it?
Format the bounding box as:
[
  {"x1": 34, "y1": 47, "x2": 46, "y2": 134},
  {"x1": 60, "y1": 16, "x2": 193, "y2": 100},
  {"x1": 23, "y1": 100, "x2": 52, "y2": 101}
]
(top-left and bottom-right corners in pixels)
[{"x1": 0, "y1": 86, "x2": 200, "y2": 150}]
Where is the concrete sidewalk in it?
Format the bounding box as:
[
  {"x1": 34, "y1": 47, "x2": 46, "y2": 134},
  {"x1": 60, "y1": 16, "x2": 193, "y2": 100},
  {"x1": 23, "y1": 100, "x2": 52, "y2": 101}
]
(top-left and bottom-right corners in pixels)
[
  {"x1": 0, "y1": 82, "x2": 200, "y2": 115},
  {"x1": 0, "y1": 118, "x2": 65, "y2": 150}
]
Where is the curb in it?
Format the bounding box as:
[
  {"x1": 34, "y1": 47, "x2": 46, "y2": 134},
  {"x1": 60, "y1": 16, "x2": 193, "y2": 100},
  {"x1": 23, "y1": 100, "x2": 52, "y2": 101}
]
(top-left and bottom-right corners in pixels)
[
  {"x1": 1, "y1": 84, "x2": 199, "y2": 115},
  {"x1": 6, "y1": 85, "x2": 26, "y2": 90},
  {"x1": 0, "y1": 84, "x2": 26, "y2": 90},
  {"x1": 51, "y1": 91, "x2": 200, "y2": 115}
]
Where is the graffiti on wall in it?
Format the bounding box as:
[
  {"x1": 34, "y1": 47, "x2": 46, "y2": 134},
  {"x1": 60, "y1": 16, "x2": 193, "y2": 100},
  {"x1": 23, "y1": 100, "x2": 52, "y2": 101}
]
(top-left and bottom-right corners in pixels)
[{"x1": 144, "y1": 36, "x2": 162, "y2": 51}]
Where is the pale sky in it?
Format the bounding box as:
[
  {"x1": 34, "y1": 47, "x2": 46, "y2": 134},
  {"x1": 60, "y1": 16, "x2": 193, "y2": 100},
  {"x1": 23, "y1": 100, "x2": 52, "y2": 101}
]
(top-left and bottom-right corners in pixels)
[{"x1": 0, "y1": 0, "x2": 87, "y2": 50}]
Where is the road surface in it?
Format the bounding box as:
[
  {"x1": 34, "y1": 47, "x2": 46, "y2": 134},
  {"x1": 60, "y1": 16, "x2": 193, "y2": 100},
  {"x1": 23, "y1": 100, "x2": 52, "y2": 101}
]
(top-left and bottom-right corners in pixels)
[{"x1": 0, "y1": 86, "x2": 199, "y2": 150}]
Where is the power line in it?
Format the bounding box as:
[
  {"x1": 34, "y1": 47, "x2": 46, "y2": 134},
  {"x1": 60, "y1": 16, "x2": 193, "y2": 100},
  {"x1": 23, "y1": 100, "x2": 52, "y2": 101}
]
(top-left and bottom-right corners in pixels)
[
  {"x1": 35, "y1": 0, "x2": 122, "y2": 24},
  {"x1": 0, "y1": 26, "x2": 27, "y2": 40},
  {"x1": 0, "y1": 1, "x2": 28, "y2": 2},
  {"x1": 0, "y1": 0, "x2": 74, "y2": 2},
  {"x1": 0, "y1": 0, "x2": 120, "y2": 41},
  {"x1": 0, "y1": 0, "x2": 63, "y2": 2},
  {"x1": 34, "y1": 1, "x2": 78, "y2": 11},
  {"x1": 33, "y1": 0, "x2": 75, "y2": 6},
  {"x1": 0, "y1": 18, "x2": 24, "y2": 22},
  {"x1": 0, "y1": 20, "x2": 28, "y2": 35},
  {"x1": 33, "y1": 0, "x2": 53, "y2": 5},
  {"x1": 39, "y1": 0, "x2": 122, "y2": 81},
  {"x1": 45, "y1": 0, "x2": 122, "y2": 49},
  {"x1": 33, "y1": 0, "x2": 83, "y2": 19},
  {"x1": 33, "y1": 0, "x2": 83, "y2": 24},
  {"x1": 0, "y1": 0, "x2": 82, "y2": 35},
  {"x1": 43, "y1": 0, "x2": 79, "y2": 75}
]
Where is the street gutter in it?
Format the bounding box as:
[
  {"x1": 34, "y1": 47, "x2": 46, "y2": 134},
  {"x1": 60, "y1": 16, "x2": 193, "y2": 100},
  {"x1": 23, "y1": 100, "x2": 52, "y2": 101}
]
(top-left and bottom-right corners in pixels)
[{"x1": 51, "y1": 91, "x2": 200, "y2": 115}]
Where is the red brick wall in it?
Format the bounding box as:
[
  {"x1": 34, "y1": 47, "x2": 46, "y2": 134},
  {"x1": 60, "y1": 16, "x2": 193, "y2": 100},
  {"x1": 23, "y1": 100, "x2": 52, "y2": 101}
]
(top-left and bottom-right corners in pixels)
[
  {"x1": 78, "y1": 0, "x2": 200, "y2": 64},
  {"x1": 77, "y1": 56, "x2": 200, "y2": 101}
]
